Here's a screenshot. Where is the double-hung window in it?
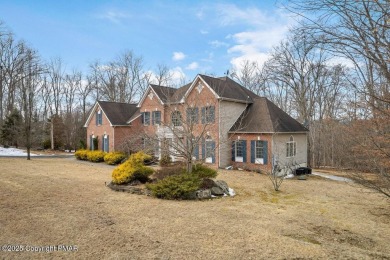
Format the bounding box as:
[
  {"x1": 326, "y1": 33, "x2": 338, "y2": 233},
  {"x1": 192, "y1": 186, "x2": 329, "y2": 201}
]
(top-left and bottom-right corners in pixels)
[
  {"x1": 171, "y1": 111, "x2": 182, "y2": 126},
  {"x1": 286, "y1": 136, "x2": 296, "y2": 157},
  {"x1": 186, "y1": 107, "x2": 198, "y2": 124},
  {"x1": 152, "y1": 111, "x2": 161, "y2": 125},
  {"x1": 141, "y1": 112, "x2": 150, "y2": 126}
]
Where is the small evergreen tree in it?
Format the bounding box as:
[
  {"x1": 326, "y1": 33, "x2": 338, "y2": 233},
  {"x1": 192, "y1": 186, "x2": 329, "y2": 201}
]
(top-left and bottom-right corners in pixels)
[{"x1": 1, "y1": 109, "x2": 23, "y2": 147}]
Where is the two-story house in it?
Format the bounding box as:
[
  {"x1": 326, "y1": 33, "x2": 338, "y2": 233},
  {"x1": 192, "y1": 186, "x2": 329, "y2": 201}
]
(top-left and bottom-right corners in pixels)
[
  {"x1": 84, "y1": 101, "x2": 141, "y2": 152},
  {"x1": 132, "y1": 74, "x2": 308, "y2": 172}
]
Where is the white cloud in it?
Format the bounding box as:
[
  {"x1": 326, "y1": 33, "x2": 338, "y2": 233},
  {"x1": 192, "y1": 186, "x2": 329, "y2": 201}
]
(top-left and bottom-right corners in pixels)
[
  {"x1": 218, "y1": 4, "x2": 296, "y2": 72},
  {"x1": 216, "y1": 4, "x2": 269, "y2": 26},
  {"x1": 96, "y1": 10, "x2": 130, "y2": 24},
  {"x1": 170, "y1": 67, "x2": 186, "y2": 83},
  {"x1": 172, "y1": 52, "x2": 186, "y2": 61},
  {"x1": 186, "y1": 62, "x2": 199, "y2": 70},
  {"x1": 200, "y1": 30, "x2": 209, "y2": 35},
  {"x1": 209, "y1": 40, "x2": 229, "y2": 48}
]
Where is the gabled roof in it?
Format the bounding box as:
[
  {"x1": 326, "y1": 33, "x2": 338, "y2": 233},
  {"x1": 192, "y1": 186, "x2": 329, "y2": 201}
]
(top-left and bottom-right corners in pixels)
[
  {"x1": 199, "y1": 75, "x2": 258, "y2": 103},
  {"x1": 150, "y1": 84, "x2": 177, "y2": 103},
  {"x1": 229, "y1": 97, "x2": 308, "y2": 133},
  {"x1": 84, "y1": 101, "x2": 139, "y2": 127}
]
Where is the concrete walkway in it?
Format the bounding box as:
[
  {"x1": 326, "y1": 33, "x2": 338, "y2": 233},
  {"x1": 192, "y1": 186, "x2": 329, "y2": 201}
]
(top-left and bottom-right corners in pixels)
[{"x1": 312, "y1": 171, "x2": 353, "y2": 183}]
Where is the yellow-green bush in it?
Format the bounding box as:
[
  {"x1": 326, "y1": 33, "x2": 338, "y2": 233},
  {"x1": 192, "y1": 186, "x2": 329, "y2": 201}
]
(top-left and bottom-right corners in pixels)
[
  {"x1": 75, "y1": 149, "x2": 89, "y2": 160},
  {"x1": 87, "y1": 150, "x2": 106, "y2": 162},
  {"x1": 192, "y1": 164, "x2": 218, "y2": 179},
  {"x1": 104, "y1": 152, "x2": 127, "y2": 165},
  {"x1": 111, "y1": 151, "x2": 154, "y2": 184}
]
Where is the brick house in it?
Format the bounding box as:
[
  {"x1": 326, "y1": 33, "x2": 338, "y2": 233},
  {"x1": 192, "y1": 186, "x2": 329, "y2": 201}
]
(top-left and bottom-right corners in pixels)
[
  {"x1": 134, "y1": 74, "x2": 308, "y2": 172},
  {"x1": 84, "y1": 101, "x2": 141, "y2": 152}
]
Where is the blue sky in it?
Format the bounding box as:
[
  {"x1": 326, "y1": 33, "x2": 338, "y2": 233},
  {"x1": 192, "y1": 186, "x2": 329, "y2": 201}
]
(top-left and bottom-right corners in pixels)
[{"x1": 0, "y1": 0, "x2": 295, "y2": 82}]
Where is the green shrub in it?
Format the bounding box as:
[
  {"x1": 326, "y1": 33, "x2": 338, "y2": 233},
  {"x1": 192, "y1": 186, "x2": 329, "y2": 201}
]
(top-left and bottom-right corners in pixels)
[
  {"x1": 192, "y1": 164, "x2": 218, "y2": 179},
  {"x1": 146, "y1": 174, "x2": 201, "y2": 200},
  {"x1": 111, "y1": 151, "x2": 154, "y2": 184},
  {"x1": 154, "y1": 165, "x2": 186, "y2": 180},
  {"x1": 159, "y1": 154, "x2": 172, "y2": 167},
  {"x1": 42, "y1": 139, "x2": 51, "y2": 149},
  {"x1": 75, "y1": 149, "x2": 89, "y2": 160},
  {"x1": 87, "y1": 150, "x2": 106, "y2": 162},
  {"x1": 132, "y1": 166, "x2": 155, "y2": 183},
  {"x1": 104, "y1": 152, "x2": 127, "y2": 165}
]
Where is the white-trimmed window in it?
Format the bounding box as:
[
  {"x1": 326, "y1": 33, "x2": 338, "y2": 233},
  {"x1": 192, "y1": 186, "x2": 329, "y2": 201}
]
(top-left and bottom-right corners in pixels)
[
  {"x1": 235, "y1": 140, "x2": 244, "y2": 162},
  {"x1": 205, "y1": 137, "x2": 213, "y2": 163},
  {"x1": 286, "y1": 136, "x2": 296, "y2": 157},
  {"x1": 141, "y1": 112, "x2": 150, "y2": 126},
  {"x1": 255, "y1": 140, "x2": 264, "y2": 164},
  {"x1": 171, "y1": 111, "x2": 182, "y2": 126}
]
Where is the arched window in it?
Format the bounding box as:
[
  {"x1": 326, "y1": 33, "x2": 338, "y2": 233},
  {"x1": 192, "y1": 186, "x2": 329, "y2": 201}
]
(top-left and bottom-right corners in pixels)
[{"x1": 171, "y1": 111, "x2": 182, "y2": 126}]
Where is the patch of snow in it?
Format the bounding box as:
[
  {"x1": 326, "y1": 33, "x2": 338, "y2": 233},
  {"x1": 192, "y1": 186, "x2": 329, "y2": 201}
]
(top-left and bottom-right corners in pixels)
[
  {"x1": 312, "y1": 172, "x2": 353, "y2": 183},
  {"x1": 285, "y1": 173, "x2": 295, "y2": 179},
  {"x1": 0, "y1": 147, "x2": 38, "y2": 156},
  {"x1": 225, "y1": 166, "x2": 233, "y2": 170},
  {"x1": 228, "y1": 187, "x2": 236, "y2": 197}
]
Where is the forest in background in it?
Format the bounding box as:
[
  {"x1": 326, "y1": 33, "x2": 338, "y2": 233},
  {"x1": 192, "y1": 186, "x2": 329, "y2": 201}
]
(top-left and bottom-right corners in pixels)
[{"x1": 0, "y1": 1, "x2": 388, "y2": 196}]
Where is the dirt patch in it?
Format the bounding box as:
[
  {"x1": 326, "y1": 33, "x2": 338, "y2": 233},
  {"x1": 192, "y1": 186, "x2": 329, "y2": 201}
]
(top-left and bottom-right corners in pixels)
[{"x1": 0, "y1": 157, "x2": 389, "y2": 259}]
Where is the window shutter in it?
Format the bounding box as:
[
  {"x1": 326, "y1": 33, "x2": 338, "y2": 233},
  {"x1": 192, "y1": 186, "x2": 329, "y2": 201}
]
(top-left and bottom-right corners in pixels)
[
  {"x1": 152, "y1": 111, "x2": 155, "y2": 125},
  {"x1": 201, "y1": 138, "x2": 205, "y2": 159},
  {"x1": 242, "y1": 140, "x2": 247, "y2": 162},
  {"x1": 141, "y1": 112, "x2": 144, "y2": 124},
  {"x1": 186, "y1": 108, "x2": 190, "y2": 124},
  {"x1": 193, "y1": 143, "x2": 199, "y2": 160},
  {"x1": 99, "y1": 113, "x2": 102, "y2": 125},
  {"x1": 211, "y1": 141, "x2": 216, "y2": 163},
  {"x1": 263, "y1": 141, "x2": 268, "y2": 165},
  {"x1": 195, "y1": 107, "x2": 199, "y2": 123},
  {"x1": 231, "y1": 141, "x2": 236, "y2": 162},
  {"x1": 106, "y1": 135, "x2": 109, "y2": 152},
  {"x1": 251, "y1": 140, "x2": 255, "y2": 163},
  {"x1": 90, "y1": 135, "x2": 93, "y2": 150},
  {"x1": 201, "y1": 107, "x2": 205, "y2": 124},
  {"x1": 95, "y1": 112, "x2": 98, "y2": 126}
]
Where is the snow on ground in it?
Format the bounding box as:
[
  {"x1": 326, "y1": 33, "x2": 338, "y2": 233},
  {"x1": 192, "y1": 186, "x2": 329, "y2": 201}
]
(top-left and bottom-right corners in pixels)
[{"x1": 0, "y1": 146, "x2": 38, "y2": 156}]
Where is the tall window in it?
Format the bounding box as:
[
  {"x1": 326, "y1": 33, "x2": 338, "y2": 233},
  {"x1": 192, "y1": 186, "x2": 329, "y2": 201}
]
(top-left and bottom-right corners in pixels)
[
  {"x1": 171, "y1": 111, "x2": 182, "y2": 126},
  {"x1": 201, "y1": 106, "x2": 215, "y2": 124},
  {"x1": 232, "y1": 140, "x2": 246, "y2": 163},
  {"x1": 96, "y1": 110, "x2": 102, "y2": 125},
  {"x1": 141, "y1": 112, "x2": 150, "y2": 126},
  {"x1": 152, "y1": 111, "x2": 161, "y2": 125},
  {"x1": 255, "y1": 141, "x2": 263, "y2": 159},
  {"x1": 186, "y1": 107, "x2": 198, "y2": 124},
  {"x1": 286, "y1": 136, "x2": 296, "y2": 157},
  {"x1": 236, "y1": 140, "x2": 243, "y2": 158}
]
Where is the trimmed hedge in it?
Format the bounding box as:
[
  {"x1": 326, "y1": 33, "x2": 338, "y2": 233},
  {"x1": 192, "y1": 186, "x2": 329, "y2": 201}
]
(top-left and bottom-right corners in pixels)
[
  {"x1": 104, "y1": 152, "x2": 127, "y2": 165},
  {"x1": 111, "y1": 151, "x2": 154, "y2": 185},
  {"x1": 87, "y1": 150, "x2": 106, "y2": 162},
  {"x1": 75, "y1": 149, "x2": 89, "y2": 160}
]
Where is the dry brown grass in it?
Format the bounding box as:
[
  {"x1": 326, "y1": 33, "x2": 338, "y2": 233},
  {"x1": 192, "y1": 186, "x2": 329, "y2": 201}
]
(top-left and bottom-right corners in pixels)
[{"x1": 0, "y1": 157, "x2": 389, "y2": 259}]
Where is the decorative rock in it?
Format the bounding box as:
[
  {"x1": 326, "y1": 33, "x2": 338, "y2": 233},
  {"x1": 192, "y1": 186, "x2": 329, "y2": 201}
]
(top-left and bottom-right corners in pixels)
[
  {"x1": 129, "y1": 180, "x2": 142, "y2": 186},
  {"x1": 211, "y1": 186, "x2": 225, "y2": 196},
  {"x1": 214, "y1": 180, "x2": 229, "y2": 195},
  {"x1": 196, "y1": 189, "x2": 211, "y2": 199}
]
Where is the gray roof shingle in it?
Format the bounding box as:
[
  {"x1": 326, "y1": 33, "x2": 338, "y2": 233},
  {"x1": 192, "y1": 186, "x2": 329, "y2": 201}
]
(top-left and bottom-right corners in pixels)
[
  {"x1": 98, "y1": 101, "x2": 139, "y2": 125},
  {"x1": 229, "y1": 97, "x2": 308, "y2": 133}
]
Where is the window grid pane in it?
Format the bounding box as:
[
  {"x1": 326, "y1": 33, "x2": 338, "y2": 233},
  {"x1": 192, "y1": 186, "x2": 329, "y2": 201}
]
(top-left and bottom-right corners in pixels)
[{"x1": 255, "y1": 140, "x2": 263, "y2": 159}]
